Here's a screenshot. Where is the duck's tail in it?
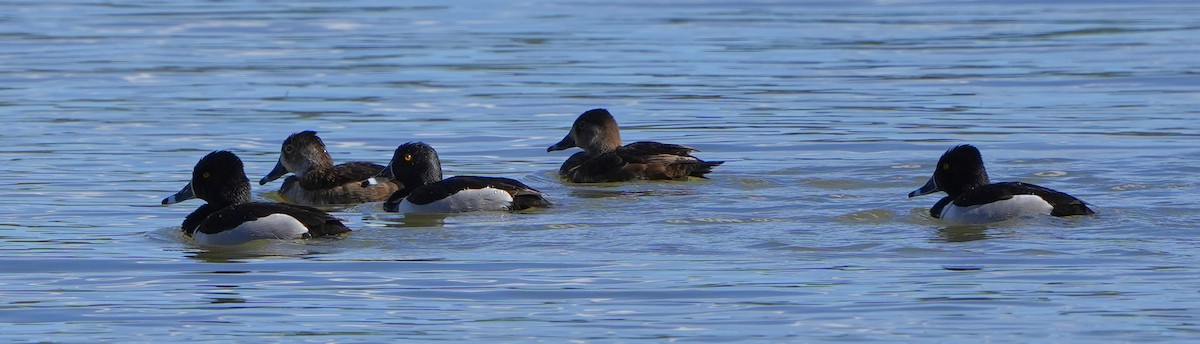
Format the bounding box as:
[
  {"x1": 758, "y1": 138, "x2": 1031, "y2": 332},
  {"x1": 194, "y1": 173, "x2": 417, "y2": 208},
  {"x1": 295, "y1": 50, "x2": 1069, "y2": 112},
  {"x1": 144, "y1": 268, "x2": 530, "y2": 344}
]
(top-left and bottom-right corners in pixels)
[
  {"x1": 689, "y1": 160, "x2": 725, "y2": 178},
  {"x1": 1051, "y1": 201, "x2": 1095, "y2": 217},
  {"x1": 510, "y1": 190, "x2": 552, "y2": 211}
]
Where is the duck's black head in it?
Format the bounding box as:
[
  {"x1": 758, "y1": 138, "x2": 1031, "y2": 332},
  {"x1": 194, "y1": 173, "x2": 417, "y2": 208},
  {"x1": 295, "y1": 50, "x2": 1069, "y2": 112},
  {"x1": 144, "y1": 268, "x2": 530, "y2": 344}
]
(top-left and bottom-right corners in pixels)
[
  {"x1": 163, "y1": 150, "x2": 252, "y2": 207},
  {"x1": 909, "y1": 144, "x2": 990, "y2": 198},
  {"x1": 547, "y1": 108, "x2": 623, "y2": 154},
  {"x1": 377, "y1": 142, "x2": 444, "y2": 195}
]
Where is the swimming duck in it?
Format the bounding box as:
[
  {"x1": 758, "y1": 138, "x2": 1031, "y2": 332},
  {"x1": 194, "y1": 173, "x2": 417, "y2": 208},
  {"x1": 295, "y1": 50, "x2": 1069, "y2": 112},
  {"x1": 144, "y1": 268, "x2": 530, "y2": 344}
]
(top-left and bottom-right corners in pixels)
[
  {"x1": 908, "y1": 144, "x2": 1094, "y2": 224},
  {"x1": 162, "y1": 151, "x2": 351, "y2": 245},
  {"x1": 365, "y1": 142, "x2": 551, "y2": 213},
  {"x1": 546, "y1": 108, "x2": 724, "y2": 183},
  {"x1": 259, "y1": 131, "x2": 400, "y2": 206}
]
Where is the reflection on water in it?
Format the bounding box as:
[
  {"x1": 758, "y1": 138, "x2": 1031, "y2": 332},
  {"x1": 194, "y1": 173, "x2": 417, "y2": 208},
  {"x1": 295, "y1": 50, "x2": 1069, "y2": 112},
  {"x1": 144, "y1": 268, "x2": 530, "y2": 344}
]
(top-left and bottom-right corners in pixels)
[
  {"x1": 936, "y1": 225, "x2": 991, "y2": 243},
  {"x1": 371, "y1": 213, "x2": 449, "y2": 228},
  {"x1": 2, "y1": 0, "x2": 1200, "y2": 341},
  {"x1": 186, "y1": 243, "x2": 321, "y2": 263},
  {"x1": 566, "y1": 187, "x2": 699, "y2": 199}
]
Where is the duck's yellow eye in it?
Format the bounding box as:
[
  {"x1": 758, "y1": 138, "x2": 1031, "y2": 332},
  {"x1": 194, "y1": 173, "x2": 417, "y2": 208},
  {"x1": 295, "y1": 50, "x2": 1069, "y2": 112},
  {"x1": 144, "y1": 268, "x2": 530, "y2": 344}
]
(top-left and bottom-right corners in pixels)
[
  {"x1": 202, "y1": 172, "x2": 211, "y2": 179},
  {"x1": 941, "y1": 163, "x2": 951, "y2": 170},
  {"x1": 404, "y1": 154, "x2": 413, "y2": 162}
]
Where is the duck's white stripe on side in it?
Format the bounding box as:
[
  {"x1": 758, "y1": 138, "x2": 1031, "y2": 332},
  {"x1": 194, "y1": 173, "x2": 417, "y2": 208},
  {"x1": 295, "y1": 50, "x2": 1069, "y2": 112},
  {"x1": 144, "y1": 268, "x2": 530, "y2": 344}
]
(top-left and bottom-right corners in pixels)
[
  {"x1": 194, "y1": 213, "x2": 309, "y2": 246},
  {"x1": 940, "y1": 194, "x2": 1054, "y2": 225},
  {"x1": 396, "y1": 187, "x2": 514, "y2": 214}
]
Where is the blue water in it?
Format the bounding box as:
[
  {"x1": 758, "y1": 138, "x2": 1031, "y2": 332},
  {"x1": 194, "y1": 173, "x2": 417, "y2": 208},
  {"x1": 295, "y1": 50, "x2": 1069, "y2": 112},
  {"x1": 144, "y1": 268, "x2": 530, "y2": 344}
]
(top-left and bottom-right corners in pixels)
[{"x1": 2, "y1": 0, "x2": 1200, "y2": 341}]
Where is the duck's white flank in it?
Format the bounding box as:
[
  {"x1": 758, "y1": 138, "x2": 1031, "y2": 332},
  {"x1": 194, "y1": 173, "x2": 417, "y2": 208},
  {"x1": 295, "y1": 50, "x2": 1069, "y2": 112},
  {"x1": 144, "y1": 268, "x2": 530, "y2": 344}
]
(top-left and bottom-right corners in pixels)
[
  {"x1": 396, "y1": 187, "x2": 514, "y2": 214},
  {"x1": 193, "y1": 213, "x2": 309, "y2": 246},
  {"x1": 940, "y1": 194, "x2": 1054, "y2": 225}
]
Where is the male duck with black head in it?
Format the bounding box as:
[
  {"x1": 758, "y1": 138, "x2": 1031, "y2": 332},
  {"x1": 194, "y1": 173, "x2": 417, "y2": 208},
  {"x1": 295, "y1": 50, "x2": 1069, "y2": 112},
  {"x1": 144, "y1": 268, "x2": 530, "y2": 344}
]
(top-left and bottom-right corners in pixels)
[
  {"x1": 909, "y1": 144, "x2": 1094, "y2": 224},
  {"x1": 365, "y1": 142, "x2": 551, "y2": 213},
  {"x1": 259, "y1": 131, "x2": 400, "y2": 206},
  {"x1": 162, "y1": 151, "x2": 351, "y2": 246},
  {"x1": 547, "y1": 108, "x2": 724, "y2": 183}
]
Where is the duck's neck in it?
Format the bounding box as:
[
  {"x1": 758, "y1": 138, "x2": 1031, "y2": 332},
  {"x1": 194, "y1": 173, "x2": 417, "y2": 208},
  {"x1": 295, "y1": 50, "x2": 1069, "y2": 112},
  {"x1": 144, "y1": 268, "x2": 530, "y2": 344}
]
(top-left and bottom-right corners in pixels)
[
  {"x1": 581, "y1": 134, "x2": 621, "y2": 155},
  {"x1": 292, "y1": 150, "x2": 335, "y2": 179},
  {"x1": 945, "y1": 172, "x2": 990, "y2": 199},
  {"x1": 395, "y1": 161, "x2": 444, "y2": 199},
  {"x1": 587, "y1": 142, "x2": 620, "y2": 155},
  {"x1": 208, "y1": 181, "x2": 253, "y2": 208},
  {"x1": 580, "y1": 125, "x2": 622, "y2": 155}
]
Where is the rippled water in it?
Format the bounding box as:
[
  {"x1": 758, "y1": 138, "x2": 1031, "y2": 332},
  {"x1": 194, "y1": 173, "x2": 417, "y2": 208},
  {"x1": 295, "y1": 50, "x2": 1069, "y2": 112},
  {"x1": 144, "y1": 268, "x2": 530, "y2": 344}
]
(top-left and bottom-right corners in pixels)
[{"x1": 3, "y1": 0, "x2": 1199, "y2": 341}]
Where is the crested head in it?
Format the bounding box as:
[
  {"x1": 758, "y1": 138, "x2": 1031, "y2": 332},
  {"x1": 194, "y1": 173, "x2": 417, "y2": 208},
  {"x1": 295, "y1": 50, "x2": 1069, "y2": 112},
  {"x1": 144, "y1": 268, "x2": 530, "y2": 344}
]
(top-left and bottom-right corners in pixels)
[
  {"x1": 938, "y1": 145, "x2": 985, "y2": 172},
  {"x1": 189, "y1": 150, "x2": 252, "y2": 206},
  {"x1": 283, "y1": 130, "x2": 326, "y2": 152},
  {"x1": 387, "y1": 141, "x2": 445, "y2": 192},
  {"x1": 576, "y1": 108, "x2": 616, "y2": 125},
  {"x1": 279, "y1": 130, "x2": 333, "y2": 174},
  {"x1": 571, "y1": 108, "x2": 623, "y2": 154},
  {"x1": 934, "y1": 144, "x2": 990, "y2": 197},
  {"x1": 198, "y1": 150, "x2": 244, "y2": 170},
  {"x1": 289, "y1": 130, "x2": 321, "y2": 142}
]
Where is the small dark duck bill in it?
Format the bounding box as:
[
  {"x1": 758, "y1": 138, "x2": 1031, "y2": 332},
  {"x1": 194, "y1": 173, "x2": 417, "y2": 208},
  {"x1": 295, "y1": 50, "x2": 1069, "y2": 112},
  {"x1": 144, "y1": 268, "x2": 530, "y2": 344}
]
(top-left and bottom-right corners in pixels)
[
  {"x1": 547, "y1": 134, "x2": 576, "y2": 152},
  {"x1": 909, "y1": 177, "x2": 939, "y2": 198},
  {"x1": 162, "y1": 182, "x2": 196, "y2": 205},
  {"x1": 259, "y1": 160, "x2": 289, "y2": 185}
]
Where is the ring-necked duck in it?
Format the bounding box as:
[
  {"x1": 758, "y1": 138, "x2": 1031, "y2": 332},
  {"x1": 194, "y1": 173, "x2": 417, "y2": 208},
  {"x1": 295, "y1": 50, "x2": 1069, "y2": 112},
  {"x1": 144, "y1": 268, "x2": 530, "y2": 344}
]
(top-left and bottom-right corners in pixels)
[
  {"x1": 364, "y1": 142, "x2": 551, "y2": 213},
  {"x1": 908, "y1": 144, "x2": 1094, "y2": 224},
  {"x1": 162, "y1": 151, "x2": 351, "y2": 245},
  {"x1": 259, "y1": 131, "x2": 400, "y2": 206},
  {"x1": 547, "y1": 108, "x2": 724, "y2": 183}
]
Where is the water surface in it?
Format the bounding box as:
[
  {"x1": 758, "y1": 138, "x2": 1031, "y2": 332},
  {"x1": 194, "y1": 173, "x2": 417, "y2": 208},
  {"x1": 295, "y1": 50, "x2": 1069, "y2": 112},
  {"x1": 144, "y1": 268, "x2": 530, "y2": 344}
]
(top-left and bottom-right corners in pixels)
[{"x1": 2, "y1": 0, "x2": 1199, "y2": 341}]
